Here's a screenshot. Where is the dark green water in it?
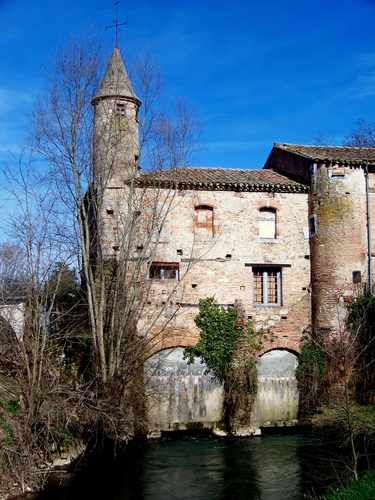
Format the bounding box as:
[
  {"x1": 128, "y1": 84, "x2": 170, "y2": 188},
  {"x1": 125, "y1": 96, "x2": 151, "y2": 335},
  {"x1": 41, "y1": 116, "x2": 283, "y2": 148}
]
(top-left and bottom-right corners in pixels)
[{"x1": 28, "y1": 432, "x2": 358, "y2": 499}]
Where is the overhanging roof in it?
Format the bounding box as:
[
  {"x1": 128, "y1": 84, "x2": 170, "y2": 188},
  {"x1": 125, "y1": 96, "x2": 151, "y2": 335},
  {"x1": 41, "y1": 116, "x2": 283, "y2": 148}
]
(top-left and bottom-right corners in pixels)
[
  {"x1": 273, "y1": 143, "x2": 375, "y2": 165},
  {"x1": 137, "y1": 166, "x2": 308, "y2": 193}
]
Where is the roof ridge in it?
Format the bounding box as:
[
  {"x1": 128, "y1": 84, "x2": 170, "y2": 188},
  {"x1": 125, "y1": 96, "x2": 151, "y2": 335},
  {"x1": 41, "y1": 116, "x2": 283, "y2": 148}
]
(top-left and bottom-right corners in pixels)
[{"x1": 275, "y1": 142, "x2": 375, "y2": 151}]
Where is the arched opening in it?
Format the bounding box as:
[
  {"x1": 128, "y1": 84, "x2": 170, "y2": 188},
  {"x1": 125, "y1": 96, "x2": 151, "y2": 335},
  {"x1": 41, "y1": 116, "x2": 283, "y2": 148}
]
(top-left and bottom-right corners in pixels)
[
  {"x1": 144, "y1": 347, "x2": 223, "y2": 433},
  {"x1": 253, "y1": 349, "x2": 299, "y2": 427}
]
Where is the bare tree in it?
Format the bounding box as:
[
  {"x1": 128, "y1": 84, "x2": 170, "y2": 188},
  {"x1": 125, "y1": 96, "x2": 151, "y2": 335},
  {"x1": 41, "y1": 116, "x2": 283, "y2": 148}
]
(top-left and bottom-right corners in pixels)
[
  {"x1": 344, "y1": 118, "x2": 375, "y2": 148},
  {"x1": 307, "y1": 293, "x2": 375, "y2": 482},
  {"x1": 313, "y1": 131, "x2": 334, "y2": 146},
  {"x1": 29, "y1": 32, "x2": 203, "y2": 436},
  {"x1": 0, "y1": 152, "x2": 88, "y2": 495}
]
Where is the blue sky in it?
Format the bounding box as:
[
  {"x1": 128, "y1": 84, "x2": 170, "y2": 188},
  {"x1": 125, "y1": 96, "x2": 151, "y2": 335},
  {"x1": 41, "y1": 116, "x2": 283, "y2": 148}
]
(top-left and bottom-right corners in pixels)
[{"x1": 1, "y1": 0, "x2": 375, "y2": 170}]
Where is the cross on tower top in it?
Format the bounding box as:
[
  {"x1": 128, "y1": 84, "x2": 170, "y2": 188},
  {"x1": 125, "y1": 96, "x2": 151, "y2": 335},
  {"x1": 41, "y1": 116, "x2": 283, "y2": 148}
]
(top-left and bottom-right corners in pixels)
[{"x1": 106, "y1": 1, "x2": 127, "y2": 47}]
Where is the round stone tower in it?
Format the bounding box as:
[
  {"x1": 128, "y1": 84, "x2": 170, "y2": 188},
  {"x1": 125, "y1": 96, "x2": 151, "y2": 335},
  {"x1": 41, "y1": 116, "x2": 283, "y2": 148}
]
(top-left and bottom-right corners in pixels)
[{"x1": 92, "y1": 46, "x2": 141, "y2": 188}]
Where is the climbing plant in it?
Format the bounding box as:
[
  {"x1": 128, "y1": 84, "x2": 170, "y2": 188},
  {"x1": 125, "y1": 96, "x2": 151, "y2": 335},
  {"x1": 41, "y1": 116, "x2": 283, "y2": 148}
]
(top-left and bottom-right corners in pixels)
[
  {"x1": 183, "y1": 298, "x2": 263, "y2": 433},
  {"x1": 183, "y1": 298, "x2": 241, "y2": 383}
]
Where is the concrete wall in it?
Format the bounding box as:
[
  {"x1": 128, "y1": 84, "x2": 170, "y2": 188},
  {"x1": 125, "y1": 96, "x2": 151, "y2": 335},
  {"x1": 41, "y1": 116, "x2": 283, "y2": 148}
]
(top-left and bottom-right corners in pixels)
[
  {"x1": 145, "y1": 347, "x2": 300, "y2": 435},
  {"x1": 252, "y1": 349, "x2": 299, "y2": 428},
  {"x1": 145, "y1": 347, "x2": 224, "y2": 436}
]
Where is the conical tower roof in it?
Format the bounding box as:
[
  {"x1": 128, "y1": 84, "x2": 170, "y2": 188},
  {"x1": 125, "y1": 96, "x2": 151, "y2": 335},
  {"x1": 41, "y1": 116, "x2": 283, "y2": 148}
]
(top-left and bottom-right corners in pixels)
[{"x1": 92, "y1": 46, "x2": 141, "y2": 105}]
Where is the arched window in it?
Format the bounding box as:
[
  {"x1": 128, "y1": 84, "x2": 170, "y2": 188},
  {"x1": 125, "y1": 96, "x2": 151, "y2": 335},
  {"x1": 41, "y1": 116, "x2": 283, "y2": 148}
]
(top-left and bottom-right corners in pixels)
[
  {"x1": 195, "y1": 205, "x2": 214, "y2": 239},
  {"x1": 259, "y1": 207, "x2": 276, "y2": 239}
]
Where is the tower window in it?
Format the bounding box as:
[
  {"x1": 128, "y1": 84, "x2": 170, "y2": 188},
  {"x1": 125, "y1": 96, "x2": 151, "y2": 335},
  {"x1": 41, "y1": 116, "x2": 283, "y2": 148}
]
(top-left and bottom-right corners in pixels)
[
  {"x1": 353, "y1": 271, "x2": 361, "y2": 284},
  {"x1": 309, "y1": 214, "x2": 317, "y2": 237},
  {"x1": 115, "y1": 103, "x2": 126, "y2": 116}
]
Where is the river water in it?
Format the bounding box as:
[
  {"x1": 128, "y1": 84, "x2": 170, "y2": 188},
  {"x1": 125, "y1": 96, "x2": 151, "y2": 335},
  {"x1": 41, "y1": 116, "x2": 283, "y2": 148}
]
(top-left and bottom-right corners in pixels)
[{"x1": 28, "y1": 431, "x2": 357, "y2": 500}]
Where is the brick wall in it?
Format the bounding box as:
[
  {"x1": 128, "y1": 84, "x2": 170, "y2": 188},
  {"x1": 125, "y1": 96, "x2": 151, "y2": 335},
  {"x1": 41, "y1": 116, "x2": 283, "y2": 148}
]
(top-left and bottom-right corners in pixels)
[{"x1": 103, "y1": 186, "x2": 312, "y2": 355}]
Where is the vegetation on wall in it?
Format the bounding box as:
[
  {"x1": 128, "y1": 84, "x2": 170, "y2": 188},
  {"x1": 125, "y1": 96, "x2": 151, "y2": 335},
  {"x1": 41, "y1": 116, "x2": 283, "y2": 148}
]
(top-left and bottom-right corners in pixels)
[
  {"x1": 183, "y1": 298, "x2": 241, "y2": 383},
  {"x1": 296, "y1": 339, "x2": 326, "y2": 416},
  {"x1": 304, "y1": 290, "x2": 375, "y2": 482},
  {"x1": 184, "y1": 298, "x2": 262, "y2": 433}
]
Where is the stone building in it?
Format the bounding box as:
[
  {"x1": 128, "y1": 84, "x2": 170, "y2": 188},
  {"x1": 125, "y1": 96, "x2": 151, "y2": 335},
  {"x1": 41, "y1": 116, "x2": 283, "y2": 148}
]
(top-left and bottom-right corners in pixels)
[
  {"x1": 91, "y1": 47, "x2": 375, "y2": 434},
  {"x1": 265, "y1": 143, "x2": 375, "y2": 338}
]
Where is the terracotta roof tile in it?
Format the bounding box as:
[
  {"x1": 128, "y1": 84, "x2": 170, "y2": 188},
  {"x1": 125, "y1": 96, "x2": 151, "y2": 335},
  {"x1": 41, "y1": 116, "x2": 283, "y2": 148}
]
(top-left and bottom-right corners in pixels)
[
  {"x1": 137, "y1": 167, "x2": 308, "y2": 193},
  {"x1": 274, "y1": 143, "x2": 375, "y2": 165}
]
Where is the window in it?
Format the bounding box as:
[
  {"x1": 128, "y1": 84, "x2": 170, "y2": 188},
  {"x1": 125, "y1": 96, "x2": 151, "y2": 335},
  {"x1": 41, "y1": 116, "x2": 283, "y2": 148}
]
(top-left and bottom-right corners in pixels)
[
  {"x1": 259, "y1": 207, "x2": 276, "y2": 239},
  {"x1": 309, "y1": 214, "x2": 317, "y2": 237},
  {"x1": 149, "y1": 262, "x2": 179, "y2": 281},
  {"x1": 329, "y1": 167, "x2": 346, "y2": 179},
  {"x1": 115, "y1": 102, "x2": 126, "y2": 116},
  {"x1": 195, "y1": 205, "x2": 214, "y2": 239},
  {"x1": 352, "y1": 271, "x2": 361, "y2": 284},
  {"x1": 253, "y1": 267, "x2": 282, "y2": 306}
]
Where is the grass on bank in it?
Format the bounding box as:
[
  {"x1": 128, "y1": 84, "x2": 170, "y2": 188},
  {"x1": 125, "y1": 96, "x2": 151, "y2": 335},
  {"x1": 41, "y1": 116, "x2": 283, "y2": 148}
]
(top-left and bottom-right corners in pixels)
[{"x1": 322, "y1": 469, "x2": 375, "y2": 499}]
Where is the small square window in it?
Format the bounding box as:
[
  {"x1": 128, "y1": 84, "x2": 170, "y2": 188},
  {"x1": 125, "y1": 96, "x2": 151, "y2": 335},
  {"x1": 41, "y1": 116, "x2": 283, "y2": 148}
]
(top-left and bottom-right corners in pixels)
[
  {"x1": 115, "y1": 103, "x2": 126, "y2": 116},
  {"x1": 329, "y1": 167, "x2": 346, "y2": 179},
  {"x1": 353, "y1": 271, "x2": 361, "y2": 284}
]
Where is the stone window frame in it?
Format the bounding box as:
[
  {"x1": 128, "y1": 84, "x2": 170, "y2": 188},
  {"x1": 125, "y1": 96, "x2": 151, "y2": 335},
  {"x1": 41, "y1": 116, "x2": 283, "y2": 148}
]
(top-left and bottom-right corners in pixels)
[
  {"x1": 246, "y1": 263, "x2": 291, "y2": 307},
  {"x1": 253, "y1": 267, "x2": 281, "y2": 306},
  {"x1": 259, "y1": 206, "x2": 277, "y2": 239}
]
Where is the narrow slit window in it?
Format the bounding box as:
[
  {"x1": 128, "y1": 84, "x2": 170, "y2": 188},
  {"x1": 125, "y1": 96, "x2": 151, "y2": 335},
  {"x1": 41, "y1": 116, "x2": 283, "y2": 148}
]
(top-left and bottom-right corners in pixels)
[{"x1": 309, "y1": 214, "x2": 317, "y2": 237}]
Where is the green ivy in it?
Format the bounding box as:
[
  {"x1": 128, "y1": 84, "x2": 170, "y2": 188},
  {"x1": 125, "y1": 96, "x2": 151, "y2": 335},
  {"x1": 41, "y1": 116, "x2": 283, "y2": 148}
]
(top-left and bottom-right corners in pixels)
[
  {"x1": 296, "y1": 341, "x2": 326, "y2": 388},
  {"x1": 183, "y1": 298, "x2": 241, "y2": 383}
]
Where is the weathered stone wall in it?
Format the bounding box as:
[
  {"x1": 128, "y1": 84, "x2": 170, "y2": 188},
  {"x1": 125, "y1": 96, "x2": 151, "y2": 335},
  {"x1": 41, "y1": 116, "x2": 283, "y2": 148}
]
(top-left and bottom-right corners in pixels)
[
  {"x1": 251, "y1": 350, "x2": 299, "y2": 428},
  {"x1": 310, "y1": 165, "x2": 367, "y2": 336},
  {"x1": 104, "y1": 185, "x2": 311, "y2": 354}
]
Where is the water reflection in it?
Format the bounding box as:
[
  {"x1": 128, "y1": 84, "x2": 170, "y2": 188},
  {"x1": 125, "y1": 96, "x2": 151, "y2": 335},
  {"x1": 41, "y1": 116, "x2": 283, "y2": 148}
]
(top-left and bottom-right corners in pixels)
[{"x1": 27, "y1": 432, "x2": 353, "y2": 500}]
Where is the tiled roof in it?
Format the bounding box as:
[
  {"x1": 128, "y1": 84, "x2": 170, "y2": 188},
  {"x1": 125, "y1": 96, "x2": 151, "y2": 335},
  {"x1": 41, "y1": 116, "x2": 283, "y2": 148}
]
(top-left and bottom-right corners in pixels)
[
  {"x1": 137, "y1": 167, "x2": 308, "y2": 193},
  {"x1": 274, "y1": 143, "x2": 375, "y2": 165}
]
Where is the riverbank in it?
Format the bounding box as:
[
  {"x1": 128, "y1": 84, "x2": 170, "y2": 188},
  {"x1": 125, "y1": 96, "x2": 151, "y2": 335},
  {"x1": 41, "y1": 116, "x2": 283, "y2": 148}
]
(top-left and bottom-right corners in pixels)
[{"x1": 322, "y1": 469, "x2": 375, "y2": 499}]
